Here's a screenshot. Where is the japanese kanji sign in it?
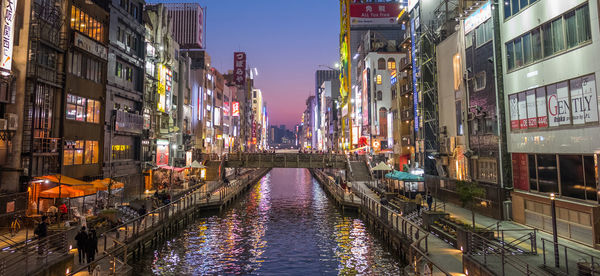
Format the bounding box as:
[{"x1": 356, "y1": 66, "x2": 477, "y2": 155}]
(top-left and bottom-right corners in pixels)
[
  {"x1": 234, "y1": 52, "x2": 246, "y2": 86},
  {"x1": 350, "y1": 3, "x2": 402, "y2": 26},
  {"x1": 1, "y1": 0, "x2": 17, "y2": 72}
]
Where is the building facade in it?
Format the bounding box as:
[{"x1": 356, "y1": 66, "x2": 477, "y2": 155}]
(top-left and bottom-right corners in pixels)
[{"x1": 502, "y1": 0, "x2": 600, "y2": 246}]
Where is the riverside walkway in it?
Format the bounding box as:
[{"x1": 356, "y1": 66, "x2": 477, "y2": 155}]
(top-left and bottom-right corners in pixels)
[{"x1": 0, "y1": 168, "x2": 269, "y2": 276}]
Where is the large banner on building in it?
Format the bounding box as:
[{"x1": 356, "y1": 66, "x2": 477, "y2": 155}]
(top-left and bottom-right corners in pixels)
[
  {"x1": 156, "y1": 140, "x2": 169, "y2": 166},
  {"x1": 350, "y1": 3, "x2": 403, "y2": 26},
  {"x1": 1, "y1": 0, "x2": 17, "y2": 72},
  {"x1": 233, "y1": 52, "x2": 246, "y2": 86}
]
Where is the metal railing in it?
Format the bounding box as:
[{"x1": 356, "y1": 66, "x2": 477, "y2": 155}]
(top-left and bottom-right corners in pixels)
[
  {"x1": 0, "y1": 230, "x2": 69, "y2": 276},
  {"x1": 466, "y1": 230, "x2": 545, "y2": 276},
  {"x1": 541, "y1": 238, "x2": 600, "y2": 275},
  {"x1": 70, "y1": 169, "x2": 267, "y2": 274},
  {"x1": 312, "y1": 169, "x2": 360, "y2": 206}
]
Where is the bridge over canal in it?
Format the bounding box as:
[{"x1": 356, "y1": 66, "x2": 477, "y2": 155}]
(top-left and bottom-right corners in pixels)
[{"x1": 223, "y1": 152, "x2": 349, "y2": 169}]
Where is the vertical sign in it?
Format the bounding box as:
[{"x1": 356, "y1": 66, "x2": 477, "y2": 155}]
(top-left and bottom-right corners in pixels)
[
  {"x1": 582, "y1": 74, "x2": 599, "y2": 123},
  {"x1": 526, "y1": 90, "x2": 537, "y2": 128},
  {"x1": 509, "y1": 94, "x2": 519, "y2": 130},
  {"x1": 518, "y1": 92, "x2": 528, "y2": 129},
  {"x1": 232, "y1": 102, "x2": 240, "y2": 117},
  {"x1": 0, "y1": 0, "x2": 16, "y2": 72},
  {"x1": 233, "y1": 52, "x2": 246, "y2": 86},
  {"x1": 156, "y1": 140, "x2": 169, "y2": 166},
  {"x1": 512, "y1": 153, "x2": 529, "y2": 191},
  {"x1": 362, "y1": 69, "x2": 369, "y2": 126},
  {"x1": 536, "y1": 88, "x2": 548, "y2": 127}
]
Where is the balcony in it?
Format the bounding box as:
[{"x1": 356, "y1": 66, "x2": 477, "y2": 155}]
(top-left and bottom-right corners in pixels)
[{"x1": 401, "y1": 107, "x2": 413, "y2": 121}]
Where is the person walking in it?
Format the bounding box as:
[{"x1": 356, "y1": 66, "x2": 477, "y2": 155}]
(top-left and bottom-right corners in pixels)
[
  {"x1": 85, "y1": 228, "x2": 98, "y2": 266},
  {"x1": 426, "y1": 192, "x2": 433, "y2": 211},
  {"x1": 74, "y1": 226, "x2": 88, "y2": 264},
  {"x1": 415, "y1": 193, "x2": 423, "y2": 214},
  {"x1": 34, "y1": 216, "x2": 49, "y2": 256}
]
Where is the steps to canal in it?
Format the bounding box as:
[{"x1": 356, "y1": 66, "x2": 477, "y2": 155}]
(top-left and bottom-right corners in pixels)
[{"x1": 309, "y1": 169, "x2": 361, "y2": 211}]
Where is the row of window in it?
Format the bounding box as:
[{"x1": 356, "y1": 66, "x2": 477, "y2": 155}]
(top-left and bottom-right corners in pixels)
[
  {"x1": 66, "y1": 94, "x2": 101, "y2": 123},
  {"x1": 503, "y1": 0, "x2": 539, "y2": 19},
  {"x1": 120, "y1": 0, "x2": 141, "y2": 21},
  {"x1": 70, "y1": 5, "x2": 104, "y2": 43},
  {"x1": 68, "y1": 52, "x2": 103, "y2": 83},
  {"x1": 116, "y1": 27, "x2": 140, "y2": 53},
  {"x1": 508, "y1": 74, "x2": 598, "y2": 130},
  {"x1": 115, "y1": 61, "x2": 133, "y2": 82},
  {"x1": 506, "y1": 4, "x2": 591, "y2": 71},
  {"x1": 112, "y1": 144, "x2": 135, "y2": 160},
  {"x1": 63, "y1": 140, "x2": 99, "y2": 166},
  {"x1": 376, "y1": 58, "x2": 396, "y2": 71},
  {"x1": 513, "y1": 153, "x2": 597, "y2": 202},
  {"x1": 470, "y1": 19, "x2": 493, "y2": 48}
]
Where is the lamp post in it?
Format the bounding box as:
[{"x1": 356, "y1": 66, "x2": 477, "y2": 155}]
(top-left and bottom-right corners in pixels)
[{"x1": 550, "y1": 193, "x2": 559, "y2": 268}]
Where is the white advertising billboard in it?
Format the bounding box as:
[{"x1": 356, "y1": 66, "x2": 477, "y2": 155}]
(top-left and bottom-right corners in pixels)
[
  {"x1": 1, "y1": 0, "x2": 17, "y2": 73},
  {"x1": 526, "y1": 90, "x2": 537, "y2": 128},
  {"x1": 582, "y1": 74, "x2": 599, "y2": 123}
]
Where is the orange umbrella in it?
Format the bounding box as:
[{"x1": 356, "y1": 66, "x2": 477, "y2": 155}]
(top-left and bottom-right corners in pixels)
[
  {"x1": 90, "y1": 178, "x2": 125, "y2": 190},
  {"x1": 39, "y1": 186, "x2": 86, "y2": 198}
]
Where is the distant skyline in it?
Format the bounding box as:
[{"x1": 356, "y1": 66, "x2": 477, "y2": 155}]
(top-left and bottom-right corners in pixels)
[{"x1": 151, "y1": 0, "x2": 340, "y2": 128}]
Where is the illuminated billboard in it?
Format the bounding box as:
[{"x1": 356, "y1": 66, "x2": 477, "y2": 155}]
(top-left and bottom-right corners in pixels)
[
  {"x1": 157, "y1": 65, "x2": 172, "y2": 112},
  {"x1": 232, "y1": 102, "x2": 240, "y2": 117},
  {"x1": 464, "y1": 1, "x2": 491, "y2": 34},
  {"x1": 350, "y1": 3, "x2": 403, "y2": 26},
  {"x1": 156, "y1": 139, "x2": 169, "y2": 166}
]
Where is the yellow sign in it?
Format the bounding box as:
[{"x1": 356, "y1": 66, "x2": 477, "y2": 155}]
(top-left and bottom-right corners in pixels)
[{"x1": 372, "y1": 139, "x2": 381, "y2": 151}]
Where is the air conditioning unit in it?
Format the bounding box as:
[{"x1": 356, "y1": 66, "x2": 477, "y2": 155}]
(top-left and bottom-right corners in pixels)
[
  {"x1": 177, "y1": 145, "x2": 184, "y2": 151},
  {"x1": 0, "y1": 119, "x2": 6, "y2": 130},
  {"x1": 5, "y1": 113, "x2": 17, "y2": 130}
]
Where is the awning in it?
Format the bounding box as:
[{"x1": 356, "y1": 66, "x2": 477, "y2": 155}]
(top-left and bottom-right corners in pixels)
[
  {"x1": 186, "y1": 160, "x2": 206, "y2": 169},
  {"x1": 35, "y1": 174, "x2": 89, "y2": 186},
  {"x1": 39, "y1": 186, "x2": 86, "y2": 198},
  {"x1": 159, "y1": 166, "x2": 187, "y2": 172},
  {"x1": 90, "y1": 178, "x2": 125, "y2": 190},
  {"x1": 372, "y1": 162, "x2": 392, "y2": 171},
  {"x1": 385, "y1": 170, "x2": 424, "y2": 181}
]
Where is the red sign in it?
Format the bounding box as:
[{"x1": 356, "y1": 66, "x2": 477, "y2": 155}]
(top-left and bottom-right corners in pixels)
[
  {"x1": 156, "y1": 140, "x2": 169, "y2": 166},
  {"x1": 233, "y1": 52, "x2": 246, "y2": 86},
  {"x1": 232, "y1": 102, "x2": 240, "y2": 117},
  {"x1": 512, "y1": 153, "x2": 528, "y2": 191},
  {"x1": 350, "y1": 3, "x2": 403, "y2": 26}
]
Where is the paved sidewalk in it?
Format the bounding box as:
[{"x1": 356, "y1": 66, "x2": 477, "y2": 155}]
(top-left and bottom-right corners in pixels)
[
  {"x1": 436, "y1": 199, "x2": 600, "y2": 275},
  {"x1": 355, "y1": 182, "x2": 464, "y2": 276}
]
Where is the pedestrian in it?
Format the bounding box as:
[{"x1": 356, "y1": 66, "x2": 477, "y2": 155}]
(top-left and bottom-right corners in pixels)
[
  {"x1": 415, "y1": 193, "x2": 423, "y2": 214},
  {"x1": 426, "y1": 192, "x2": 433, "y2": 211},
  {"x1": 74, "y1": 226, "x2": 88, "y2": 264},
  {"x1": 59, "y1": 202, "x2": 68, "y2": 220},
  {"x1": 34, "y1": 216, "x2": 49, "y2": 256},
  {"x1": 85, "y1": 228, "x2": 98, "y2": 266}
]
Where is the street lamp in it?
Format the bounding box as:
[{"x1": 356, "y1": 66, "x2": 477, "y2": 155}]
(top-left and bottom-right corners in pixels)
[{"x1": 550, "y1": 193, "x2": 559, "y2": 268}]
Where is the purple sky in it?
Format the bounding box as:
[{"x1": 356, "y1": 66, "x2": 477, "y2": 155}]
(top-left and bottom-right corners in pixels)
[{"x1": 200, "y1": 1, "x2": 340, "y2": 128}]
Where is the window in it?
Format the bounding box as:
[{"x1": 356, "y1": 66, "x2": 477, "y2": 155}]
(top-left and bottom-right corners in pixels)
[
  {"x1": 465, "y1": 32, "x2": 473, "y2": 49},
  {"x1": 514, "y1": 37, "x2": 523, "y2": 67},
  {"x1": 85, "y1": 141, "x2": 99, "y2": 164},
  {"x1": 474, "y1": 71, "x2": 486, "y2": 91},
  {"x1": 376, "y1": 91, "x2": 382, "y2": 101},
  {"x1": 112, "y1": 145, "x2": 134, "y2": 160},
  {"x1": 506, "y1": 42, "x2": 514, "y2": 70},
  {"x1": 477, "y1": 159, "x2": 497, "y2": 183},
  {"x1": 506, "y1": 3, "x2": 591, "y2": 71},
  {"x1": 504, "y1": 0, "x2": 539, "y2": 19},
  {"x1": 66, "y1": 94, "x2": 100, "y2": 123},
  {"x1": 522, "y1": 33, "x2": 532, "y2": 64},
  {"x1": 68, "y1": 52, "x2": 101, "y2": 82},
  {"x1": 537, "y1": 154, "x2": 558, "y2": 193},
  {"x1": 376, "y1": 75, "x2": 382, "y2": 85},
  {"x1": 475, "y1": 20, "x2": 492, "y2": 48},
  {"x1": 560, "y1": 155, "x2": 585, "y2": 200},
  {"x1": 377, "y1": 58, "x2": 386, "y2": 70},
  {"x1": 528, "y1": 154, "x2": 537, "y2": 191},
  {"x1": 116, "y1": 62, "x2": 122, "y2": 78},
  {"x1": 387, "y1": 58, "x2": 396, "y2": 70},
  {"x1": 70, "y1": 5, "x2": 104, "y2": 42},
  {"x1": 63, "y1": 140, "x2": 85, "y2": 165}
]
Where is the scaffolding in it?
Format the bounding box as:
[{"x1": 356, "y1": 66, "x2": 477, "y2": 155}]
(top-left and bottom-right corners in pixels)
[{"x1": 22, "y1": 0, "x2": 66, "y2": 177}]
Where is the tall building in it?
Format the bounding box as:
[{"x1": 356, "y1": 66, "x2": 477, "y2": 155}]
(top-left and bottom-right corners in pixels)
[
  {"x1": 105, "y1": 0, "x2": 146, "y2": 199},
  {"x1": 62, "y1": 0, "x2": 109, "y2": 181},
  {"x1": 502, "y1": 0, "x2": 600, "y2": 246},
  {"x1": 163, "y1": 3, "x2": 204, "y2": 49}
]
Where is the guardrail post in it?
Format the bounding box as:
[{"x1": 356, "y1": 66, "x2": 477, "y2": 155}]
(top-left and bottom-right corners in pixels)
[
  {"x1": 542, "y1": 240, "x2": 546, "y2": 266},
  {"x1": 564, "y1": 247, "x2": 569, "y2": 274}
]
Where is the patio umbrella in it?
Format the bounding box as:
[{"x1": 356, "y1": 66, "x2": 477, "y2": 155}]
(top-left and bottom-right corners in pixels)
[
  {"x1": 372, "y1": 162, "x2": 392, "y2": 171},
  {"x1": 90, "y1": 178, "x2": 125, "y2": 191},
  {"x1": 40, "y1": 186, "x2": 85, "y2": 198},
  {"x1": 187, "y1": 160, "x2": 206, "y2": 169}
]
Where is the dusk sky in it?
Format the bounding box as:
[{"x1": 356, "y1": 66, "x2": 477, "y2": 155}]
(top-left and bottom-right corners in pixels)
[{"x1": 156, "y1": 0, "x2": 340, "y2": 128}]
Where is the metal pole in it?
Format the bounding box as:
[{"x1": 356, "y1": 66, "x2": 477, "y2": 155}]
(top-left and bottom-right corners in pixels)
[{"x1": 551, "y1": 194, "x2": 559, "y2": 268}]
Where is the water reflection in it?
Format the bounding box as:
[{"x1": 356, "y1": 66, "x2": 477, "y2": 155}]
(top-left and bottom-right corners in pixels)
[{"x1": 141, "y1": 169, "x2": 401, "y2": 275}]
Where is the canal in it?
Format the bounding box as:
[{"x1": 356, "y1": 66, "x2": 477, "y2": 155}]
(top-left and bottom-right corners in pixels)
[{"x1": 137, "y1": 168, "x2": 402, "y2": 275}]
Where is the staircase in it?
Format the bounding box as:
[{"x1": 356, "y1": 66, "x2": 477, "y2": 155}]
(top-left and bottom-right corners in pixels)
[{"x1": 349, "y1": 161, "x2": 372, "y2": 181}]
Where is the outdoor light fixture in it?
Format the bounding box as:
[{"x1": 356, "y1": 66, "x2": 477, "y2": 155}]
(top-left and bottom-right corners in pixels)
[{"x1": 550, "y1": 193, "x2": 555, "y2": 200}]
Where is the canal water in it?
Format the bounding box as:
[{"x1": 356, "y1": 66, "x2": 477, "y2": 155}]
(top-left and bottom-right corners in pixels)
[{"x1": 137, "y1": 168, "x2": 402, "y2": 275}]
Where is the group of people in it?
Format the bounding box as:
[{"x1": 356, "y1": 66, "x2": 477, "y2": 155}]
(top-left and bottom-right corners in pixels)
[
  {"x1": 414, "y1": 192, "x2": 434, "y2": 213},
  {"x1": 74, "y1": 226, "x2": 99, "y2": 266}
]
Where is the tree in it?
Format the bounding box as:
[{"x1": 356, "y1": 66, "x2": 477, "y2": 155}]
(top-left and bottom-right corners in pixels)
[{"x1": 456, "y1": 180, "x2": 485, "y2": 229}]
